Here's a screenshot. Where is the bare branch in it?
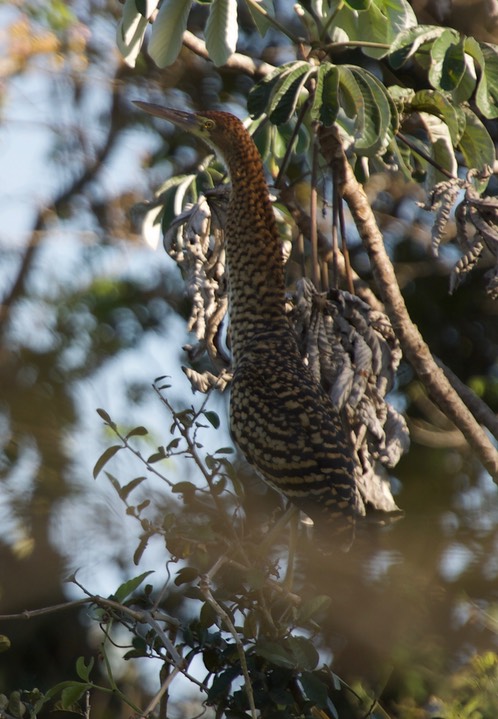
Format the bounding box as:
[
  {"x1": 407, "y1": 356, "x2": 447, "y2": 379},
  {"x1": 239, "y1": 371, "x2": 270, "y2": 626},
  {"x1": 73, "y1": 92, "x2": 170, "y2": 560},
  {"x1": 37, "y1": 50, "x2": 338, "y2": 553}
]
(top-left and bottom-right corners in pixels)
[{"x1": 182, "y1": 30, "x2": 275, "y2": 78}]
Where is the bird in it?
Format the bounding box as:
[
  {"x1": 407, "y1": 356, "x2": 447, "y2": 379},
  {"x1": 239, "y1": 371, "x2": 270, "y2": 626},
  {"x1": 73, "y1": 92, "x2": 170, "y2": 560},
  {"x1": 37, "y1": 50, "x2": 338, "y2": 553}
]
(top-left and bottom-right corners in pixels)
[{"x1": 134, "y1": 102, "x2": 360, "y2": 543}]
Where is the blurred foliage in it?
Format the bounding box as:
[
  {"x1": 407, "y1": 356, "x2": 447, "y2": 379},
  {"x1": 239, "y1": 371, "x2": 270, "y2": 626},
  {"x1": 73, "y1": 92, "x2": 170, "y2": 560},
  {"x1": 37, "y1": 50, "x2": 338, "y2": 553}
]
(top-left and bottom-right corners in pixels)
[{"x1": 1, "y1": 0, "x2": 498, "y2": 718}]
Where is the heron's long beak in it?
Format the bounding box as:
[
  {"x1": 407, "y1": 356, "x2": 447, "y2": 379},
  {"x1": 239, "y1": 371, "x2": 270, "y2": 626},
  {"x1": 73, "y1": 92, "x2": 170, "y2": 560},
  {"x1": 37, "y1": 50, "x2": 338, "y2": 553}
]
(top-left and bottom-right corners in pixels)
[{"x1": 133, "y1": 101, "x2": 198, "y2": 131}]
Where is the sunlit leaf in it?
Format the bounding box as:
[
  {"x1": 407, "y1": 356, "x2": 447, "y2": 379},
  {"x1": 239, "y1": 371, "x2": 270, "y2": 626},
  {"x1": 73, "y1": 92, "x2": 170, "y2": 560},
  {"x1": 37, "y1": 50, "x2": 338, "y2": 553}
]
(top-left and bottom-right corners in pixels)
[
  {"x1": 205, "y1": 0, "x2": 238, "y2": 66},
  {"x1": 244, "y1": 0, "x2": 274, "y2": 36},
  {"x1": 465, "y1": 38, "x2": 498, "y2": 119},
  {"x1": 389, "y1": 25, "x2": 446, "y2": 69},
  {"x1": 429, "y1": 29, "x2": 465, "y2": 92},
  {"x1": 148, "y1": 0, "x2": 193, "y2": 68},
  {"x1": 417, "y1": 111, "x2": 457, "y2": 187},
  {"x1": 357, "y1": 0, "x2": 417, "y2": 59},
  {"x1": 458, "y1": 108, "x2": 495, "y2": 190},
  {"x1": 411, "y1": 89, "x2": 465, "y2": 145},
  {"x1": 116, "y1": 0, "x2": 150, "y2": 67},
  {"x1": 344, "y1": 0, "x2": 370, "y2": 9}
]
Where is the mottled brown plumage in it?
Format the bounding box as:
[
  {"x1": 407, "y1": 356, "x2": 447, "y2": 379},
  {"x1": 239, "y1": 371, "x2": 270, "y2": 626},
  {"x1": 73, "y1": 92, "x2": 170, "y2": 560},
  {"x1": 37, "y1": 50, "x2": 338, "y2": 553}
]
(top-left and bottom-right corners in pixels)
[{"x1": 135, "y1": 102, "x2": 359, "y2": 541}]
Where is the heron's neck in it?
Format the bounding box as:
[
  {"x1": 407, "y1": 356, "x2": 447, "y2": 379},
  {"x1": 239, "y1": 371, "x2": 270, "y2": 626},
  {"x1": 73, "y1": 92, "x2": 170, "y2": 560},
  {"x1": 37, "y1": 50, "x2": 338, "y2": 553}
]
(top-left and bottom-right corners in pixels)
[{"x1": 223, "y1": 139, "x2": 290, "y2": 359}]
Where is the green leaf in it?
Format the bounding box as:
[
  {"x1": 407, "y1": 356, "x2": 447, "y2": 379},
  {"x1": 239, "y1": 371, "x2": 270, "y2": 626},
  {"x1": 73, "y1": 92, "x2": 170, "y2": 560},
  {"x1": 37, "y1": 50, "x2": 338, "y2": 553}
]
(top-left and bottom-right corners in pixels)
[
  {"x1": 458, "y1": 108, "x2": 495, "y2": 191},
  {"x1": 344, "y1": 0, "x2": 370, "y2": 9},
  {"x1": 311, "y1": 64, "x2": 339, "y2": 126},
  {"x1": 160, "y1": 174, "x2": 197, "y2": 236},
  {"x1": 337, "y1": 65, "x2": 364, "y2": 121},
  {"x1": 215, "y1": 446, "x2": 234, "y2": 454},
  {"x1": 350, "y1": 67, "x2": 396, "y2": 154},
  {"x1": 93, "y1": 445, "x2": 122, "y2": 479},
  {"x1": 465, "y1": 39, "x2": 498, "y2": 119},
  {"x1": 268, "y1": 62, "x2": 313, "y2": 125},
  {"x1": 411, "y1": 89, "x2": 465, "y2": 145},
  {"x1": 59, "y1": 682, "x2": 91, "y2": 709},
  {"x1": 174, "y1": 566, "x2": 199, "y2": 585},
  {"x1": 254, "y1": 639, "x2": 295, "y2": 668},
  {"x1": 147, "y1": 447, "x2": 167, "y2": 463},
  {"x1": 114, "y1": 570, "x2": 154, "y2": 602},
  {"x1": 202, "y1": 410, "x2": 220, "y2": 429},
  {"x1": 125, "y1": 425, "x2": 148, "y2": 439},
  {"x1": 205, "y1": 0, "x2": 238, "y2": 66},
  {"x1": 248, "y1": 66, "x2": 287, "y2": 118},
  {"x1": 417, "y1": 111, "x2": 457, "y2": 186},
  {"x1": 96, "y1": 407, "x2": 112, "y2": 425},
  {"x1": 133, "y1": 535, "x2": 150, "y2": 565},
  {"x1": 357, "y1": 0, "x2": 417, "y2": 59},
  {"x1": 199, "y1": 601, "x2": 218, "y2": 628},
  {"x1": 171, "y1": 480, "x2": 197, "y2": 496},
  {"x1": 389, "y1": 25, "x2": 446, "y2": 69},
  {"x1": 245, "y1": 0, "x2": 274, "y2": 36},
  {"x1": 116, "y1": 0, "x2": 150, "y2": 67},
  {"x1": 148, "y1": 0, "x2": 193, "y2": 68},
  {"x1": 75, "y1": 656, "x2": 94, "y2": 683},
  {"x1": 286, "y1": 636, "x2": 319, "y2": 671},
  {"x1": 429, "y1": 29, "x2": 465, "y2": 92},
  {"x1": 120, "y1": 476, "x2": 146, "y2": 500},
  {"x1": 0, "y1": 635, "x2": 11, "y2": 653}
]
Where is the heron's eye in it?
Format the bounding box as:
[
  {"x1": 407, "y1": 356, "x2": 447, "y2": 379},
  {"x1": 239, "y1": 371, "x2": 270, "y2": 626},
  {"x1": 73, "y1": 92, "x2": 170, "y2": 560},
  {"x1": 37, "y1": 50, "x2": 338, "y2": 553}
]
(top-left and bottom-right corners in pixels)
[{"x1": 203, "y1": 119, "x2": 215, "y2": 131}]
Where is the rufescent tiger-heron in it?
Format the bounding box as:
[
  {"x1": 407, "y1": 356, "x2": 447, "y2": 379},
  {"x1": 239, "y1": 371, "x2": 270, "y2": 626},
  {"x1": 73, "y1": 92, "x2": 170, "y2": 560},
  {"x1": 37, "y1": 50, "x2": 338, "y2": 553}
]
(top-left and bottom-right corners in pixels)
[{"x1": 135, "y1": 102, "x2": 360, "y2": 544}]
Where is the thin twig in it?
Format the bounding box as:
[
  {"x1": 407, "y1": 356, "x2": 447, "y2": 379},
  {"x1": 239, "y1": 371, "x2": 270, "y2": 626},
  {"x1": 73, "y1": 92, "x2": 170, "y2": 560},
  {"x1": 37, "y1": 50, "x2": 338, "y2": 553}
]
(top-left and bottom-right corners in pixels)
[{"x1": 199, "y1": 574, "x2": 257, "y2": 719}]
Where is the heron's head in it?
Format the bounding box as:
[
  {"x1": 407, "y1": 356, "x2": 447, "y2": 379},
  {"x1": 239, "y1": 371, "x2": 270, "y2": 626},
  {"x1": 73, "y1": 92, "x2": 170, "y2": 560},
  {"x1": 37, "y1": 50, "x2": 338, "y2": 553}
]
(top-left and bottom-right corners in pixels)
[{"x1": 134, "y1": 101, "x2": 244, "y2": 157}]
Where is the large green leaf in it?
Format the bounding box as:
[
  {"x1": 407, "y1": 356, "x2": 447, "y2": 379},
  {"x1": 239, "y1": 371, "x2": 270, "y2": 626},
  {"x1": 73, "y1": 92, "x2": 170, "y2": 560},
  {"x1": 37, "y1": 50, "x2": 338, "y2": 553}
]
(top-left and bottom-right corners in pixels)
[
  {"x1": 244, "y1": 0, "x2": 274, "y2": 37},
  {"x1": 458, "y1": 107, "x2": 495, "y2": 190},
  {"x1": 358, "y1": 0, "x2": 418, "y2": 59},
  {"x1": 148, "y1": 0, "x2": 193, "y2": 68},
  {"x1": 248, "y1": 64, "x2": 293, "y2": 118},
  {"x1": 311, "y1": 63, "x2": 339, "y2": 126},
  {"x1": 268, "y1": 61, "x2": 313, "y2": 125},
  {"x1": 389, "y1": 25, "x2": 446, "y2": 69},
  {"x1": 410, "y1": 89, "x2": 465, "y2": 145},
  {"x1": 350, "y1": 67, "x2": 397, "y2": 153},
  {"x1": 417, "y1": 111, "x2": 457, "y2": 187},
  {"x1": 205, "y1": 0, "x2": 238, "y2": 67},
  {"x1": 429, "y1": 30, "x2": 465, "y2": 92},
  {"x1": 116, "y1": 0, "x2": 153, "y2": 67},
  {"x1": 465, "y1": 38, "x2": 498, "y2": 119}
]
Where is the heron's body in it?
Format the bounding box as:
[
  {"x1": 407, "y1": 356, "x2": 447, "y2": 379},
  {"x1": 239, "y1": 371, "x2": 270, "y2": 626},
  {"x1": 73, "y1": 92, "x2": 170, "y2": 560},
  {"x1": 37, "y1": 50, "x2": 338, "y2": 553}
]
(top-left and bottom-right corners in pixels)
[{"x1": 135, "y1": 103, "x2": 358, "y2": 540}]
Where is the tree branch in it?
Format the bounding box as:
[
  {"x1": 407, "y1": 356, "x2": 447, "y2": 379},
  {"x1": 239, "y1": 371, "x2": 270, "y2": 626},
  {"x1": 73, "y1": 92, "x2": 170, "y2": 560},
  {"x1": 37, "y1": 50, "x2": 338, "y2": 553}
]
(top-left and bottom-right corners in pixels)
[
  {"x1": 182, "y1": 30, "x2": 275, "y2": 78},
  {"x1": 319, "y1": 125, "x2": 498, "y2": 480}
]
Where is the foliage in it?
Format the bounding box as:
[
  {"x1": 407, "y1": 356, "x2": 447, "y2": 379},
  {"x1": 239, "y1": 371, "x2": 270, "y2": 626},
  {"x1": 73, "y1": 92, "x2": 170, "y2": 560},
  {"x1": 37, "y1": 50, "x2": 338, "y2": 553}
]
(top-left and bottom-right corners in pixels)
[{"x1": 2, "y1": 0, "x2": 498, "y2": 718}]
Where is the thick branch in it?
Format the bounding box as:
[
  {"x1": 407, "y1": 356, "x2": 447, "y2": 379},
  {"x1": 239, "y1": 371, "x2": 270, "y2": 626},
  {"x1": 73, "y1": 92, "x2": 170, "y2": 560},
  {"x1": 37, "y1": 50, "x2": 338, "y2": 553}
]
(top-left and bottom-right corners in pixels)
[
  {"x1": 320, "y1": 126, "x2": 498, "y2": 480},
  {"x1": 182, "y1": 30, "x2": 275, "y2": 78}
]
